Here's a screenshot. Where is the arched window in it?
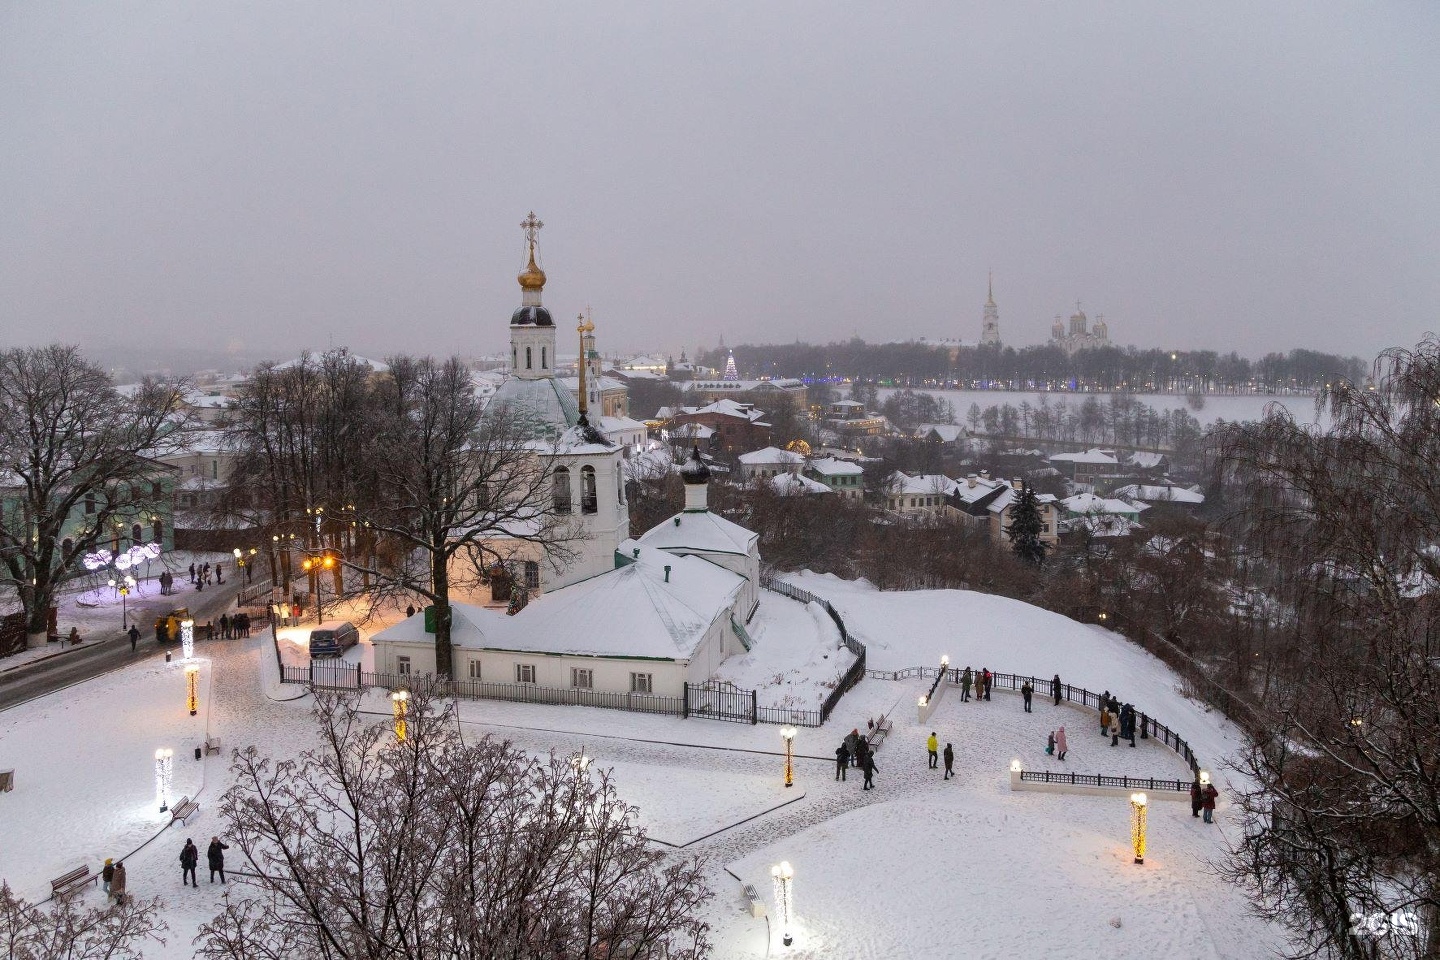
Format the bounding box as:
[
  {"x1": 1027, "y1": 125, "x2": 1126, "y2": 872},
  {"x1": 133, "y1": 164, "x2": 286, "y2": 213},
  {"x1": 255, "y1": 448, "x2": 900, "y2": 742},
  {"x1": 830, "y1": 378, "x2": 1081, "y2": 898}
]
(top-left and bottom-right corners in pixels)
[
  {"x1": 61, "y1": 538, "x2": 73, "y2": 557},
  {"x1": 152, "y1": 518, "x2": 164, "y2": 544},
  {"x1": 131, "y1": 523, "x2": 142, "y2": 544},
  {"x1": 541, "y1": 346, "x2": 547, "y2": 369},
  {"x1": 617, "y1": 469, "x2": 625, "y2": 505},
  {"x1": 552, "y1": 466, "x2": 572, "y2": 513},
  {"x1": 526, "y1": 346, "x2": 533, "y2": 370},
  {"x1": 512, "y1": 346, "x2": 517, "y2": 369},
  {"x1": 581, "y1": 466, "x2": 598, "y2": 514}
]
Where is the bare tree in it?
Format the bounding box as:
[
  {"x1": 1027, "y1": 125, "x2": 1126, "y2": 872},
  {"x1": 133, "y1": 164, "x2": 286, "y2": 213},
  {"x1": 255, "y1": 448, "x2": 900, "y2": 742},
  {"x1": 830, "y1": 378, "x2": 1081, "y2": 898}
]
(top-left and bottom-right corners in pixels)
[
  {"x1": 0, "y1": 881, "x2": 167, "y2": 960},
  {"x1": 1216, "y1": 337, "x2": 1440, "y2": 958},
  {"x1": 0, "y1": 346, "x2": 189, "y2": 646},
  {"x1": 197, "y1": 691, "x2": 711, "y2": 960}
]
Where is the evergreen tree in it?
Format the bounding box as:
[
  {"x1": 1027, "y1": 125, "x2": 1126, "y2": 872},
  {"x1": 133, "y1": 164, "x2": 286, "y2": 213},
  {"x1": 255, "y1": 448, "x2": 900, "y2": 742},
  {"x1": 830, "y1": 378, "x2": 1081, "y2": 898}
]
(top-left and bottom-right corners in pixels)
[{"x1": 1007, "y1": 483, "x2": 1048, "y2": 567}]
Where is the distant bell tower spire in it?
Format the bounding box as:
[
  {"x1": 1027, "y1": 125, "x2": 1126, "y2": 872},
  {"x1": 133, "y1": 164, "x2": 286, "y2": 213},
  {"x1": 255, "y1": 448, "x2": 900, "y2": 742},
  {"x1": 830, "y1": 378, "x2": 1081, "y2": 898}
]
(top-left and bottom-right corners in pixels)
[
  {"x1": 981, "y1": 272, "x2": 1001, "y2": 346},
  {"x1": 509, "y1": 211, "x2": 556, "y2": 379}
]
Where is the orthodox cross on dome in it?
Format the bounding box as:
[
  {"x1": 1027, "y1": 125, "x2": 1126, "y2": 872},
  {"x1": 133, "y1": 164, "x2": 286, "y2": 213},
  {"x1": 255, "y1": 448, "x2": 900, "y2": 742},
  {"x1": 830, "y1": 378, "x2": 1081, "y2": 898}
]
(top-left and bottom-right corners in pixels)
[{"x1": 521, "y1": 211, "x2": 544, "y2": 246}]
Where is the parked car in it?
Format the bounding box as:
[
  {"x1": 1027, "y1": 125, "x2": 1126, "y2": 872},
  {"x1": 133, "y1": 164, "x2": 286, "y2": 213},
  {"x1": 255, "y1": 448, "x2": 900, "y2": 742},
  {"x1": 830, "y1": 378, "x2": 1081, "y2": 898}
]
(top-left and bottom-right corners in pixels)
[{"x1": 308, "y1": 621, "x2": 359, "y2": 659}]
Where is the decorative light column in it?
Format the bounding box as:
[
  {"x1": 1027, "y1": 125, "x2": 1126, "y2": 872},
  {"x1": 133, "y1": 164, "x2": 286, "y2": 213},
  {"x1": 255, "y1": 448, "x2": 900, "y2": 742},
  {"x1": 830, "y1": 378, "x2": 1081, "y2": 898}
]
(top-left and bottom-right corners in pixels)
[
  {"x1": 155, "y1": 748, "x2": 174, "y2": 812},
  {"x1": 391, "y1": 690, "x2": 409, "y2": 742},
  {"x1": 780, "y1": 725, "x2": 796, "y2": 788},
  {"x1": 770, "y1": 861, "x2": 794, "y2": 946},
  {"x1": 1130, "y1": 792, "x2": 1148, "y2": 864},
  {"x1": 185, "y1": 664, "x2": 200, "y2": 716},
  {"x1": 180, "y1": 619, "x2": 195, "y2": 661}
]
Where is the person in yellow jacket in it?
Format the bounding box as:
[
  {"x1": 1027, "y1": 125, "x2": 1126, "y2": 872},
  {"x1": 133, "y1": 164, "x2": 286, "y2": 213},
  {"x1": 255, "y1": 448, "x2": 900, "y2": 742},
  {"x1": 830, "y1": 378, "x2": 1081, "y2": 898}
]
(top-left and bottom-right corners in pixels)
[{"x1": 926, "y1": 732, "x2": 939, "y2": 769}]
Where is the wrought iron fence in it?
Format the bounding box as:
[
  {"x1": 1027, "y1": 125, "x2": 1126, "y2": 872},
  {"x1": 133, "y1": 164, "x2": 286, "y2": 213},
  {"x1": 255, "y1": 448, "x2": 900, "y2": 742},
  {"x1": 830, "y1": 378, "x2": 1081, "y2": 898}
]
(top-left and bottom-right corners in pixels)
[
  {"x1": 1019, "y1": 770, "x2": 1189, "y2": 792},
  {"x1": 685, "y1": 680, "x2": 756, "y2": 724}
]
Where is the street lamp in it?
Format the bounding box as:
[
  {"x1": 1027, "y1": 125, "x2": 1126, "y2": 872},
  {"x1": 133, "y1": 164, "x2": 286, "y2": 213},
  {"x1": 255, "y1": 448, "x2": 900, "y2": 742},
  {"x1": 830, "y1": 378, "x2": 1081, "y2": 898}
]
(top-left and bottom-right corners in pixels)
[
  {"x1": 391, "y1": 690, "x2": 409, "y2": 742},
  {"x1": 155, "y1": 748, "x2": 173, "y2": 812},
  {"x1": 108, "y1": 575, "x2": 136, "y2": 629},
  {"x1": 770, "y1": 861, "x2": 794, "y2": 946},
  {"x1": 185, "y1": 663, "x2": 200, "y2": 716},
  {"x1": 180, "y1": 619, "x2": 195, "y2": 661},
  {"x1": 780, "y1": 725, "x2": 797, "y2": 788},
  {"x1": 1130, "y1": 792, "x2": 1148, "y2": 864}
]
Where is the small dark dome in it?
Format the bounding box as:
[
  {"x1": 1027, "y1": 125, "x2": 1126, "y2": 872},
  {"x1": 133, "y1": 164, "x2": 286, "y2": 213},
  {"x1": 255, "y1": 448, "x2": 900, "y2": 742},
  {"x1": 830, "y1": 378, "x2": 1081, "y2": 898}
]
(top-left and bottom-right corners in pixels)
[
  {"x1": 680, "y1": 446, "x2": 711, "y2": 485},
  {"x1": 510, "y1": 305, "x2": 554, "y2": 327}
]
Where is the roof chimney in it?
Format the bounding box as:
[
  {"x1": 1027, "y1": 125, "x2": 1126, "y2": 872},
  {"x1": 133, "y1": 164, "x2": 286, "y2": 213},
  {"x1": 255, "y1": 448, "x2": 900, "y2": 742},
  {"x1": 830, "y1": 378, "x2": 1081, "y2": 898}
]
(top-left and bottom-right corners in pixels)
[
  {"x1": 967, "y1": 474, "x2": 977, "y2": 489},
  {"x1": 680, "y1": 445, "x2": 710, "y2": 512},
  {"x1": 980, "y1": 469, "x2": 989, "y2": 479},
  {"x1": 1012, "y1": 477, "x2": 1023, "y2": 491},
  {"x1": 664, "y1": 564, "x2": 672, "y2": 583}
]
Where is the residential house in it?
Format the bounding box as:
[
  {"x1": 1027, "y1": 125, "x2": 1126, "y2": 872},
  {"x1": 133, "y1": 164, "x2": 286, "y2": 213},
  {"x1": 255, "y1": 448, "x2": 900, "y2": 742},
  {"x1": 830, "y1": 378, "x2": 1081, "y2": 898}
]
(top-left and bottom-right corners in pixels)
[
  {"x1": 883, "y1": 472, "x2": 957, "y2": 518},
  {"x1": 736, "y1": 446, "x2": 806, "y2": 480},
  {"x1": 805, "y1": 457, "x2": 865, "y2": 500}
]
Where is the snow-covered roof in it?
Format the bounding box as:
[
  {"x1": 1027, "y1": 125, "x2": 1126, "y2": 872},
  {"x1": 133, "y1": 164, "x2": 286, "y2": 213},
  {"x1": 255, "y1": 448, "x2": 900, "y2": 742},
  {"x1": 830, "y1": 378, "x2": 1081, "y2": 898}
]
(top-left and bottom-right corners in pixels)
[
  {"x1": 986, "y1": 486, "x2": 1058, "y2": 514},
  {"x1": 671, "y1": 423, "x2": 716, "y2": 440},
  {"x1": 952, "y1": 474, "x2": 1011, "y2": 507},
  {"x1": 489, "y1": 375, "x2": 580, "y2": 438},
  {"x1": 635, "y1": 507, "x2": 759, "y2": 557},
  {"x1": 1064, "y1": 514, "x2": 1143, "y2": 537},
  {"x1": 738, "y1": 446, "x2": 806, "y2": 466},
  {"x1": 914, "y1": 423, "x2": 965, "y2": 442},
  {"x1": 886, "y1": 472, "x2": 958, "y2": 496},
  {"x1": 807, "y1": 456, "x2": 864, "y2": 477},
  {"x1": 769, "y1": 472, "x2": 832, "y2": 496},
  {"x1": 670, "y1": 398, "x2": 770, "y2": 424},
  {"x1": 1111, "y1": 484, "x2": 1205, "y2": 505},
  {"x1": 596, "y1": 414, "x2": 647, "y2": 435},
  {"x1": 1062, "y1": 493, "x2": 1144, "y2": 515},
  {"x1": 1048, "y1": 448, "x2": 1120, "y2": 466},
  {"x1": 1127, "y1": 452, "x2": 1168, "y2": 469},
  {"x1": 273, "y1": 354, "x2": 390, "y2": 374}
]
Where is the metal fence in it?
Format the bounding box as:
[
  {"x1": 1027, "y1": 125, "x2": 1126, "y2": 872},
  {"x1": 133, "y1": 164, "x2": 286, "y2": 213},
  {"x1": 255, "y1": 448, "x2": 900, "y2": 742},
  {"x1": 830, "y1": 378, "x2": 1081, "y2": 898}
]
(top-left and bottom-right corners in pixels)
[{"x1": 1019, "y1": 770, "x2": 1189, "y2": 793}]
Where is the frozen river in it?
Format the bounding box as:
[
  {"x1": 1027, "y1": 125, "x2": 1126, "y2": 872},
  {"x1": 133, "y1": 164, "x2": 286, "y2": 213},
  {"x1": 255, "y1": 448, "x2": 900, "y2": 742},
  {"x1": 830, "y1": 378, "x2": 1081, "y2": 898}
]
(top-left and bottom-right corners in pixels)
[{"x1": 875, "y1": 388, "x2": 1326, "y2": 428}]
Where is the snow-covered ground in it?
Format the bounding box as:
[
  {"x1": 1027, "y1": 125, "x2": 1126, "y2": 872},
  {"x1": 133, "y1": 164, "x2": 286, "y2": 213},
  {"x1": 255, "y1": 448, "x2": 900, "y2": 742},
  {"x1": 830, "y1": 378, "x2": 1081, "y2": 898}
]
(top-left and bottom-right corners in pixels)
[{"x1": 0, "y1": 575, "x2": 1286, "y2": 959}]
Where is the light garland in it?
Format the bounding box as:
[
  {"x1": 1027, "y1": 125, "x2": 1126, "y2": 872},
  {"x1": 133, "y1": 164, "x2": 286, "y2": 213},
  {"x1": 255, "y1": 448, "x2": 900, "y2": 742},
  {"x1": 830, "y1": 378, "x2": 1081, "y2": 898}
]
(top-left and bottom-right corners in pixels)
[
  {"x1": 771, "y1": 861, "x2": 794, "y2": 947},
  {"x1": 185, "y1": 664, "x2": 199, "y2": 716},
  {"x1": 180, "y1": 619, "x2": 195, "y2": 661},
  {"x1": 780, "y1": 726, "x2": 796, "y2": 788},
  {"x1": 155, "y1": 748, "x2": 174, "y2": 812},
  {"x1": 1130, "y1": 792, "x2": 1148, "y2": 865},
  {"x1": 391, "y1": 690, "x2": 409, "y2": 742}
]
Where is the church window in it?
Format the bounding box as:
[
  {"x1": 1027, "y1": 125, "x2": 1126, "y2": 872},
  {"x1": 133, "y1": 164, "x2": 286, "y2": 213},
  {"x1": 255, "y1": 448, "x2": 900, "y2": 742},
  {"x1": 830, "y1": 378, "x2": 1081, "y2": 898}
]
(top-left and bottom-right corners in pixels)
[
  {"x1": 541, "y1": 346, "x2": 547, "y2": 369},
  {"x1": 552, "y1": 467, "x2": 572, "y2": 513},
  {"x1": 617, "y1": 470, "x2": 625, "y2": 505},
  {"x1": 467, "y1": 659, "x2": 482, "y2": 681},
  {"x1": 61, "y1": 537, "x2": 73, "y2": 557},
  {"x1": 629, "y1": 672, "x2": 653, "y2": 694},
  {"x1": 85, "y1": 494, "x2": 96, "y2": 515},
  {"x1": 526, "y1": 346, "x2": 533, "y2": 370},
  {"x1": 512, "y1": 346, "x2": 517, "y2": 369},
  {"x1": 396, "y1": 656, "x2": 411, "y2": 676},
  {"x1": 523, "y1": 561, "x2": 539, "y2": 590},
  {"x1": 515, "y1": 663, "x2": 536, "y2": 684},
  {"x1": 571, "y1": 667, "x2": 593, "y2": 689},
  {"x1": 489, "y1": 564, "x2": 512, "y2": 604},
  {"x1": 131, "y1": 523, "x2": 142, "y2": 544},
  {"x1": 580, "y1": 466, "x2": 598, "y2": 514}
]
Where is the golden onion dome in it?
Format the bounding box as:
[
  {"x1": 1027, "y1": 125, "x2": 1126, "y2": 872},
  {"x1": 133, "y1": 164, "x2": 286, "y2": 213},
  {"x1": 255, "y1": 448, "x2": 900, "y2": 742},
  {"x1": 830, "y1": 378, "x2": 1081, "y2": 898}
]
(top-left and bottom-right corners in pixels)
[{"x1": 517, "y1": 245, "x2": 547, "y2": 291}]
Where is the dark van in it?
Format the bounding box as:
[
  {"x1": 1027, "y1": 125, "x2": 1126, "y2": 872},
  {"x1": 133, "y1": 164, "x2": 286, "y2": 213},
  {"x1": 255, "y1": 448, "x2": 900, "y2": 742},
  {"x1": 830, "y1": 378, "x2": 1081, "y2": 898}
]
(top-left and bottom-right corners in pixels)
[{"x1": 308, "y1": 621, "x2": 359, "y2": 659}]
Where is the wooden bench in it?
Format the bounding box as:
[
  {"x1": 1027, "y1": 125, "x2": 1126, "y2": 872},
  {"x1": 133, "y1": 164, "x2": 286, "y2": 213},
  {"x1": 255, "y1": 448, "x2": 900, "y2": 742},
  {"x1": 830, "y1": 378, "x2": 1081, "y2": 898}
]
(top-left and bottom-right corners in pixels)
[
  {"x1": 742, "y1": 883, "x2": 766, "y2": 918},
  {"x1": 170, "y1": 795, "x2": 199, "y2": 825},
  {"x1": 204, "y1": 736, "x2": 222, "y2": 756},
  {"x1": 0, "y1": 768, "x2": 13, "y2": 792},
  {"x1": 50, "y1": 865, "x2": 97, "y2": 897},
  {"x1": 866, "y1": 713, "x2": 893, "y2": 749}
]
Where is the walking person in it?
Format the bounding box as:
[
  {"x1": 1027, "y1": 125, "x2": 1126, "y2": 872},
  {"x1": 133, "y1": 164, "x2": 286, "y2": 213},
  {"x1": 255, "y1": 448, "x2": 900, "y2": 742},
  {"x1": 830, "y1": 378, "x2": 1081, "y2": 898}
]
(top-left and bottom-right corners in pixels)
[
  {"x1": 110, "y1": 861, "x2": 127, "y2": 905},
  {"x1": 860, "y1": 752, "x2": 879, "y2": 791},
  {"x1": 128, "y1": 624, "x2": 140, "y2": 653},
  {"x1": 1190, "y1": 777, "x2": 1203, "y2": 818},
  {"x1": 219, "y1": 614, "x2": 230, "y2": 640},
  {"x1": 1047, "y1": 731, "x2": 1056, "y2": 756},
  {"x1": 215, "y1": 563, "x2": 223, "y2": 584},
  {"x1": 1055, "y1": 725, "x2": 1068, "y2": 762},
  {"x1": 844, "y1": 729, "x2": 860, "y2": 767},
  {"x1": 942, "y1": 742, "x2": 954, "y2": 780},
  {"x1": 960, "y1": 666, "x2": 973, "y2": 702},
  {"x1": 927, "y1": 732, "x2": 939, "y2": 769},
  {"x1": 1052, "y1": 673, "x2": 1063, "y2": 706},
  {"x1": 189, "y1": 563, "x2": 196, "y2": 584},
  {"x1": 1202, "y1": 782, "x2": 1219, "y2": 823},
  {"x1": 102, "y1": 858, "x2": 115, "y2": 893},
  {"x1": 1124, "y1": 704, "x2": 1137, "y2": 747},
  {"x1": 1021, "y1": 681, "x2": 1033, "y2": 712},
  {"x1": 835, "y1": 742, "x2": 850, "y2": 781},
  {"x1": 208, "y1": 837, "x2": 229, "y2": 883},
  {"x1": 180, "y1": 839, "x2": 199, "y2": 888}
]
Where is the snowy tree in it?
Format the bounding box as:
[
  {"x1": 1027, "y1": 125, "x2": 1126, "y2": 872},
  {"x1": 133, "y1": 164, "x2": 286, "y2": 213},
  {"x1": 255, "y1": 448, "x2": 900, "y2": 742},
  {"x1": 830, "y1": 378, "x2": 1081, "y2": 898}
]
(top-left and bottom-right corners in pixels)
[
  {"x1": 0, "y1": 346, "x2": 189, "y2": 647},
  {"x1": 1005, "y1": 483, "x2": 1048, "y2": 568},
  {"x1": 198, "y1": 691, "x2": 711, "y2": 960},
  {"x1": 0, "y1": 881, "x2": 167, "y2": 959}
]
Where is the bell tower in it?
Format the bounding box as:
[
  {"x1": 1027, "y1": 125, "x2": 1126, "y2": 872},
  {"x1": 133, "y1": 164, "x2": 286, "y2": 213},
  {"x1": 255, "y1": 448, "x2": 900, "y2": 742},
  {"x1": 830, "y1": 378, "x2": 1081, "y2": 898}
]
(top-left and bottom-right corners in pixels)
[{"x1": 509, "y1": 211, "x2": 557, "y2": 381}]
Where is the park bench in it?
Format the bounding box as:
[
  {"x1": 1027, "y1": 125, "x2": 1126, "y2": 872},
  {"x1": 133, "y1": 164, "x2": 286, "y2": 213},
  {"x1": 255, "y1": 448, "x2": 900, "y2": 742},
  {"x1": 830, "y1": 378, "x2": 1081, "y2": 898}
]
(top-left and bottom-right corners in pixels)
[
  {"x1": 742, "y1": 883, "x2": 766, "y2": 918},
  {"x1": 170, "y1": 795, "x2": 199, "y2": 825},
  {"x1": 866, "y1": 713, "x2": 893, "y2": 749},
  {"x1": 50, "y1": 865, "x2": 97, "y2": 897},
  {"x1": 204, "y1": 736, "x2": 222, "y2": 756},
  {"x1": 0, "y1": 768, "x2": 13, "y2": 792}
]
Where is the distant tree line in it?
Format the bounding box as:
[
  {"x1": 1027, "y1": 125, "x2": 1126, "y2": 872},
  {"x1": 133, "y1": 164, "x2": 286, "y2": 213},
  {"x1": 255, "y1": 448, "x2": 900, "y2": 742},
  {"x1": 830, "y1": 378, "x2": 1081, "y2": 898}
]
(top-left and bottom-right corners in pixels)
[{"x1": 699, "y1": 340, "x2": 1366, "y2": 393}]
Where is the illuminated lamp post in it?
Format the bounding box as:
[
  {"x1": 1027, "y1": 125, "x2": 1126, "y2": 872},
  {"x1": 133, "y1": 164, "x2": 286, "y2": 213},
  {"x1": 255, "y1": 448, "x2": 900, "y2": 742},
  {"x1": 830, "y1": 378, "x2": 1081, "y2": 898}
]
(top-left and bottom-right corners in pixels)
[
  {"x1": 391, "y1": 690, "x2": 409, "y2": 742},
  {"x1": 180, "y1": 619, "x2": 195, "y2": 661},
  {"x1": 155, "y1": 748, "x2": 174, "y2": 812},
  {"x1": 770, "y1": 861, "x2": 794, "y2": 946},
  {"x1": 780, "y1": 725, "x2": 796, "y2": 788},
  {"x1": 185, "y1": 663, "x2": 200, "y2": 716},
  {"x1": 1130, "y1": 792, "x2": 1148, "y2": 865},
  {"x1": 108, "y1": 574, "x2": 137, "y2": 629}
]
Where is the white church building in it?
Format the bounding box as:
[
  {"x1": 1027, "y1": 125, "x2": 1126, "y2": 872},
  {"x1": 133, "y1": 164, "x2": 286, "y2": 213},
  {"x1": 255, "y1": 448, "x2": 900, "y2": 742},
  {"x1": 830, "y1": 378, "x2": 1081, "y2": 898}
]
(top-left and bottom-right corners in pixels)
[{"x1": 371, "y1": 216, "x2": 763, "y2": 698}]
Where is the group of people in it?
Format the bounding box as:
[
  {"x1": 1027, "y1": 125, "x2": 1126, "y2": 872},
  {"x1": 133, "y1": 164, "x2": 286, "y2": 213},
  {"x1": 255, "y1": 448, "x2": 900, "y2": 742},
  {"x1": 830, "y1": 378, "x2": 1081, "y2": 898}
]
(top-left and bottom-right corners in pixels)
[
  {"x1": 1190, "y1": 778, "x2": 1220, "y2": 823},
  {"x1": 179, "y1": 836, "x2": 231, "y2": 887},
  {"x1": 158, "y1": 570, "x2": 176, "y2": 595},
  {"x1": 835, "y1": 729, "x2": 880, "y2": 790},
  {"x1": 957, "y1": 666, "x2": 992, "y2": 702},
  {"x1": 189, "y1": 562, "x2": 222, "y2": 590},
  {"x1": 1098, "y1": 692, "x2": 1142, "y2": 748},
  {"x1": 925, "y1": 731, "x2": 956, "y2": 779},
  {"x1": 272, "y1": 601, "x2": 306, "y2": 627},
  {"x1": 217, "y1": 613, "x2": 253, "y2": 639}
]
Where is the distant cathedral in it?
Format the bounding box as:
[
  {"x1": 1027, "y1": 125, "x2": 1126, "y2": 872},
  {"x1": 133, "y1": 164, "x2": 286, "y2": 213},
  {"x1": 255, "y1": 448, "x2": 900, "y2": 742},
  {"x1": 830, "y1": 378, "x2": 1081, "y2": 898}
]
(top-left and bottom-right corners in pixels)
[
  {"x1": 980, "y1": 273, "x2": 1001, "y2": 346},
  {"x1": 1050, "y1": 302, "x2": 1110, "y2": 355}
]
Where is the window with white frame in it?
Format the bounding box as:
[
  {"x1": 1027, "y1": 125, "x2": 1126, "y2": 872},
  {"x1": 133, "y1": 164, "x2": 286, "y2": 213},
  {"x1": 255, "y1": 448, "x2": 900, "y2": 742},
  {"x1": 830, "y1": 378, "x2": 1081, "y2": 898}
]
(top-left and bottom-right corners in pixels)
[
  {"x1": 396, "y1": 656, "x2": 411, "y2": 676},
  {"x1": 515, "y1": 663, "x2": 536, "y2": 684},
  {"x1": 630, "y1": 672, "x2": 653, "y2": 693},
  {"x1": 571, "y1": 667, "x2": 593, "y2": 689},
  {"x1": 467, "y1": 659, "x2": 481, "y2": 680}
]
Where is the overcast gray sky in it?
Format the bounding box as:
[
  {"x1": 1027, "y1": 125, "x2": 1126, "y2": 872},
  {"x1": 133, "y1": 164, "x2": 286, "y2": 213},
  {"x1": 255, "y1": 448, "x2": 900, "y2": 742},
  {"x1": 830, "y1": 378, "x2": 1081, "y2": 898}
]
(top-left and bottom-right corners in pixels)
[{"x1": 2, "y1": 2, "x2": 1437, "y2": 367}]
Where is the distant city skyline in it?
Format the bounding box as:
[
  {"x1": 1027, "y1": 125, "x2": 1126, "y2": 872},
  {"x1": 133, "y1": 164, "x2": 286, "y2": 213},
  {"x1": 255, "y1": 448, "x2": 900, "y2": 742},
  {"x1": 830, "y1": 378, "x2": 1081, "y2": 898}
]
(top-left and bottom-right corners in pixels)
[{"x1": 3, "y1": 3, "x2": 1437, "y2": 365}]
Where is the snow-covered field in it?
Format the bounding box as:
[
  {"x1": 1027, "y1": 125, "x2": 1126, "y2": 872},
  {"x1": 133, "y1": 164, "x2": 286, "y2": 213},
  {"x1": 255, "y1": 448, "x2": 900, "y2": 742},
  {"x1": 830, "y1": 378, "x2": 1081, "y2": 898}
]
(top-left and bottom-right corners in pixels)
[
  {"x1": 876, "y1": 387, "x2": 1325, "y2": 429},
  {"x1": 0, "y1": 576, "x2": 1286, "y2": 959}
]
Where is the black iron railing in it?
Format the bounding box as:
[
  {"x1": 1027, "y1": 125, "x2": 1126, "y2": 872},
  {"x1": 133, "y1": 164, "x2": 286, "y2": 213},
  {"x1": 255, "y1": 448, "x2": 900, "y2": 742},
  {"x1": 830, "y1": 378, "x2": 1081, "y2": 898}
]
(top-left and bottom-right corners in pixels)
[{"x1": 1019, "y1": 770, "x2": 1189, "y2": 792}]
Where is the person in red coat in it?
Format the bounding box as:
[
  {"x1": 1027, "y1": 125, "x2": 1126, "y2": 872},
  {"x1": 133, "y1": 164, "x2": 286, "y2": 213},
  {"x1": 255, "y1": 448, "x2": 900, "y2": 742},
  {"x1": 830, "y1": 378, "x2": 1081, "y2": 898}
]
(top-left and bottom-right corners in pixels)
[{"x1": 1201, "y1": 783, "x2": 1219, "y2": 823}]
